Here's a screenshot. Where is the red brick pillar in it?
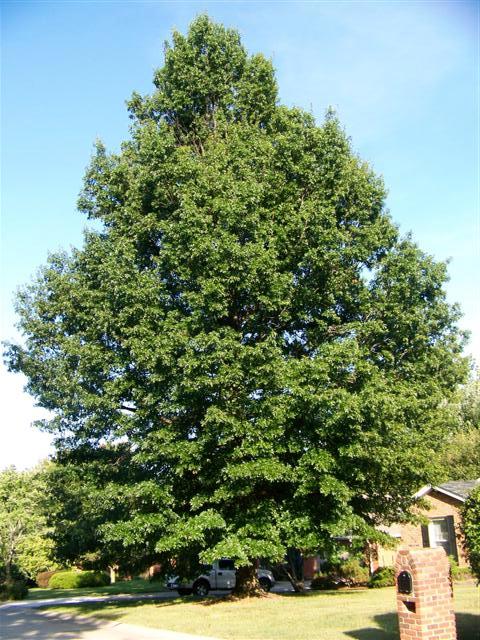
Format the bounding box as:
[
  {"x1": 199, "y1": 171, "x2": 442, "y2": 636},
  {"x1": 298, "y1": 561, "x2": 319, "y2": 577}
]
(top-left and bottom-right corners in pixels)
[{"x1": 395, "y1": 547, "x2": 457, "y2": 640}]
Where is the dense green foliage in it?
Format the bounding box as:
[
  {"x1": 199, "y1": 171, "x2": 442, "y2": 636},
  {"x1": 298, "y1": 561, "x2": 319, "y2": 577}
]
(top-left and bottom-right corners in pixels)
[
  {"x1": 43, "y1": 450, "x2": 163, "y2": 577},
  {"x1": 5, "y1": 16, "x2": 467, "y2": 582},
  {"x1": 460, "y1": 486, "x2": 480, "y2": 581},
  {"x1": 0, "y1": 466, "x2": 58, "y2": 582},
  {"x1": 368, "y1": 566, "x2": 395, "y2": 588},
  {"x1": 0, "y1": 579, "x2": 28, "y2": 601},
  {"x1": 310, "y1": 573, "x2": 339, "y2": 590},
  {"x1": 48, "y1": 569, "x2": 110, "y2": 589},
  {"x1": 311, "y1": 557, "x2": 369, "y2": 589},
  {"x1": 335, "y1": 558, "x2": 369, "y2": 585},
  {"x1": 439, "y1": 378, "x2": 480, "y2": 480},
  {"x1": 448, "y1": 556, "x2": 473, "y2": 582}
]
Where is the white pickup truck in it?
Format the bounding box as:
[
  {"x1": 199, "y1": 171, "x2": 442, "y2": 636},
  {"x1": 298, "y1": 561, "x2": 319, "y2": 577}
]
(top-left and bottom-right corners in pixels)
[{"x1": 166, "y1": 559, "x2": 275, "y2": 596}]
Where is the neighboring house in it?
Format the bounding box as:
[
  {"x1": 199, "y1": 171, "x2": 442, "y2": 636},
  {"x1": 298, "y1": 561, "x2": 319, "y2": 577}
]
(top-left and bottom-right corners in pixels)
[{"x1": 373, "y1": 479, "x2": 480, "y2": 570}]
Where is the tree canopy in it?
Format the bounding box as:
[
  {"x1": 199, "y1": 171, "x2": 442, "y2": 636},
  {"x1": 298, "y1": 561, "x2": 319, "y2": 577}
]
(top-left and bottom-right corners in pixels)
[
  {"x1": 0, "y1": 465, "x2": 58, "y2": 582},
  {"x1": 438, "y1": 377, "x2": 480, "y2": 481},
  {"x1": 5, "y1": 16, "x2": 468, "y2": 588},
  {"x1": 43, "y1": 446, "x2": 164, "y2": 578}
]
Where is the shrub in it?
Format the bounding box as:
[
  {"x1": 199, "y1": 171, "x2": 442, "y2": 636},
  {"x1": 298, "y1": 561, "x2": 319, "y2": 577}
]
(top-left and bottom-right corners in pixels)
[
  {"x1": 317, "y1": 559, "x2": 341, "y2": 576},
  {"x1": 0, "y1": 580, "x2": 29, "y2": 601},
  {"x1": 36, "y1": 570, "x2": 62, "y2": 588},
  {"x1": 84, "y1": 571, "x2": 109, "y2": 587},
  {"x1": 448, "y1": 556, "x2": 473, "y2": 582},
  {"x1": 310, "y1": 573, "x2": 339, "y2": 590},
  {"x1": 310, "y1": 557, "x2": 369, "y2": 590},
  {"x1": 460, "y1": 485, "x2": 480, "y2": 582},
  {"x1": 48, "y1": 570, "x2": 110, "y2": 589},
  {"x1": 48, "y1": 571, "x2": 79, "y2": 589},
  {"x1": 336, "y1": 558, "x2": 369, "y2": 585},
  {"x1": 78, "y1": 570, "x2": 110, "y2": 587},
  {"x1": 368, "y1": 566, "x2": 395, "y2": 588}
]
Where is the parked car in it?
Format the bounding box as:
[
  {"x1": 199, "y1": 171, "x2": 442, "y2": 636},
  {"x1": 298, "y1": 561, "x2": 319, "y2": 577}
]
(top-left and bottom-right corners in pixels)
[{"x1": 166, "y1": 559, "x2": 275, "y2": 596}]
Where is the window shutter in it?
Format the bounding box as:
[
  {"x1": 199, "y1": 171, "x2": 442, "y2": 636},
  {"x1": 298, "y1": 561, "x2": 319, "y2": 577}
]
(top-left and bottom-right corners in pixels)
[
  {"x1": 421, "y1": 524, "x2": 430, "y2": 547},
  {"x1": 446, "y1": 515, "x2": 458, "y2": 561}
]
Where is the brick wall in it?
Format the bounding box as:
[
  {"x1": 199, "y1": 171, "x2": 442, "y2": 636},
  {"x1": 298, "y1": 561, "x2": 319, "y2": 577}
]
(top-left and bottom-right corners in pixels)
[
  {"x1": 375, "y1": 490, "x2": 469, "y2": 569},
  {"x1": 400, "y1": 491, "x2": 467, "y2": 566},
  {"x1": 395, "y1": 547, "x2": 457, "y2": 640}
]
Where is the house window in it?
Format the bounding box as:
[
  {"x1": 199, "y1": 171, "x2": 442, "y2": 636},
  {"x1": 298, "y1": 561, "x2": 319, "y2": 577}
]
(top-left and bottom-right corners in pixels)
[{"x1": 421, "y1": 516, "x2": 458, "y2": 561}]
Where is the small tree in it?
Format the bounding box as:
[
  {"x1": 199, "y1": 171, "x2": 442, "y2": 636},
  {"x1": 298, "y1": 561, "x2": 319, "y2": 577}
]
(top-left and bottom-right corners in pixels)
[
  {"x1": 460, "y1": 486, "x2": 480, "y2": 582},
  {"x1": 0, "y1": 466, "x2": 57, "y2": 582},
  {"x1": 44, "y1": 447, "x2": 165, "y2": 581}
]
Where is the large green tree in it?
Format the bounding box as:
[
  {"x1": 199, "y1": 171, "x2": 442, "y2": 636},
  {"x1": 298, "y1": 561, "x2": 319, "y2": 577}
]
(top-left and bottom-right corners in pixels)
[{"x1": 6, "y1": 16, "x2": 467, "y2": 593}]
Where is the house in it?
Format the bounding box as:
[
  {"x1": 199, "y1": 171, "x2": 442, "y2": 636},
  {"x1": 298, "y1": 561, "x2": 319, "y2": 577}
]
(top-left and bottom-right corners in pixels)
[
  {"x1": 372, "y1": 479, "x2": 480, "y2": 570},
  {"x1": 286, "y1": 479, "x2": 480, "y2": 580}
]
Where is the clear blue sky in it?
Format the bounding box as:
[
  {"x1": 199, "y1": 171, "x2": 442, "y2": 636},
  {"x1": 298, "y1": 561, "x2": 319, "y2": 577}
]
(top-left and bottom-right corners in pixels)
[{"x1": 1, "y1": 1, "x2": 478, "y2": 468}]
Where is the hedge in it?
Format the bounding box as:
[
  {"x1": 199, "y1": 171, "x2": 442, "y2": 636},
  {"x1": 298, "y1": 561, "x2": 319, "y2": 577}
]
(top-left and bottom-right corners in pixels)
[
  {"x1": 48, "y1": 570, "x2": 110, "y2": 589},
  {"x1": 368, "y1": 566, "x2": 395, "y2": 588},
  {"x1": 36, "y1": 570, "x2": 62, "y2": 588}
]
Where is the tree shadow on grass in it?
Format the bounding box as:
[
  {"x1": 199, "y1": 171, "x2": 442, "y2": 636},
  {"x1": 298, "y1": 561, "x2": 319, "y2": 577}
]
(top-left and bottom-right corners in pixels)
[
  {"x1": 345, "y1": 613, "x2": 399, "y2": 640},
  {"x1": 192, "y1": 589, "x2": 342, "y2": 606},
  {"x1": 455, "y1": 613, "x2": 480, "y2": 640},
  {"x1": 346, "y1": 612, "x2": 479, "y2": 640},
  {"x1": 46, "y1": 590, "x2": 293, "y2": 619},
  {"x1": 37, "y1": 595, "x2": 479, "y2": 640},
  {"x1": 49, "y1": 588, "x2": 365, "y2": 617},
  {"x1": 45, "y1": 598, "x2": 186, "y2": 622}
]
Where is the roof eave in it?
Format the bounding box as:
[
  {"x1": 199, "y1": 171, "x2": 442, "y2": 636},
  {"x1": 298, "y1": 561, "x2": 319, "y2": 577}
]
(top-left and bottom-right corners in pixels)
[{"x1": 413, "y1": 484, "x2": 466, "y2": 503}]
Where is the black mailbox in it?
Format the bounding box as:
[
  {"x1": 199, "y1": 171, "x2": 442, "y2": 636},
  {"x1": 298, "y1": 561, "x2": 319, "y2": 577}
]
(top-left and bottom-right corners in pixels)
[{"x1": 397, "y1": 570, "x2": 413, "y2": 595}]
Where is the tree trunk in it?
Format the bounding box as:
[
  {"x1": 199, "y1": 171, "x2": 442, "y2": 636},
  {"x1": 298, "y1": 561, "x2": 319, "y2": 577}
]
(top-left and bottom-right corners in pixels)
[
  {"x1": 365, "y1": 543, "x2": 375, "y2": 576},
  {"x1": 284, "y1": 569, "x2": 305, "y2": 593},
  {"x1": 232, "y1": 564, "x2": 262, "y2": 597},
  {"x1": 285, "y1": 549, "x2": 306, "y2": 593},
  {"x1": 108, "y1": 564, "x2": 118, "y2": 584},
  {"x1": 5, "y1": 560, "x2": 12, "y2": 584}
]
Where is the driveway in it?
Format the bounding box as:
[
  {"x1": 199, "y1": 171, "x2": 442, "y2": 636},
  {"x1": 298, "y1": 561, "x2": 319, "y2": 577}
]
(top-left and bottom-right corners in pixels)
[
  {"x1": 0, "y1": 606, "x2": 219, "y2": 640},
  {"x1": 0, "y1": 583, "x2": 297, "y2": 639}
]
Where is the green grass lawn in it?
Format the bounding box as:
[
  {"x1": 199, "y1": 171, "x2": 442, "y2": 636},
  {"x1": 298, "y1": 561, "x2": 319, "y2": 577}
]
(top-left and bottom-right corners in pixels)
[
  {"x1": 27, "y1": 578, "x2": 166, "y2": 601},
  {"x1": 47, "y1": 582, "x2": 479, "y2": 640}
]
